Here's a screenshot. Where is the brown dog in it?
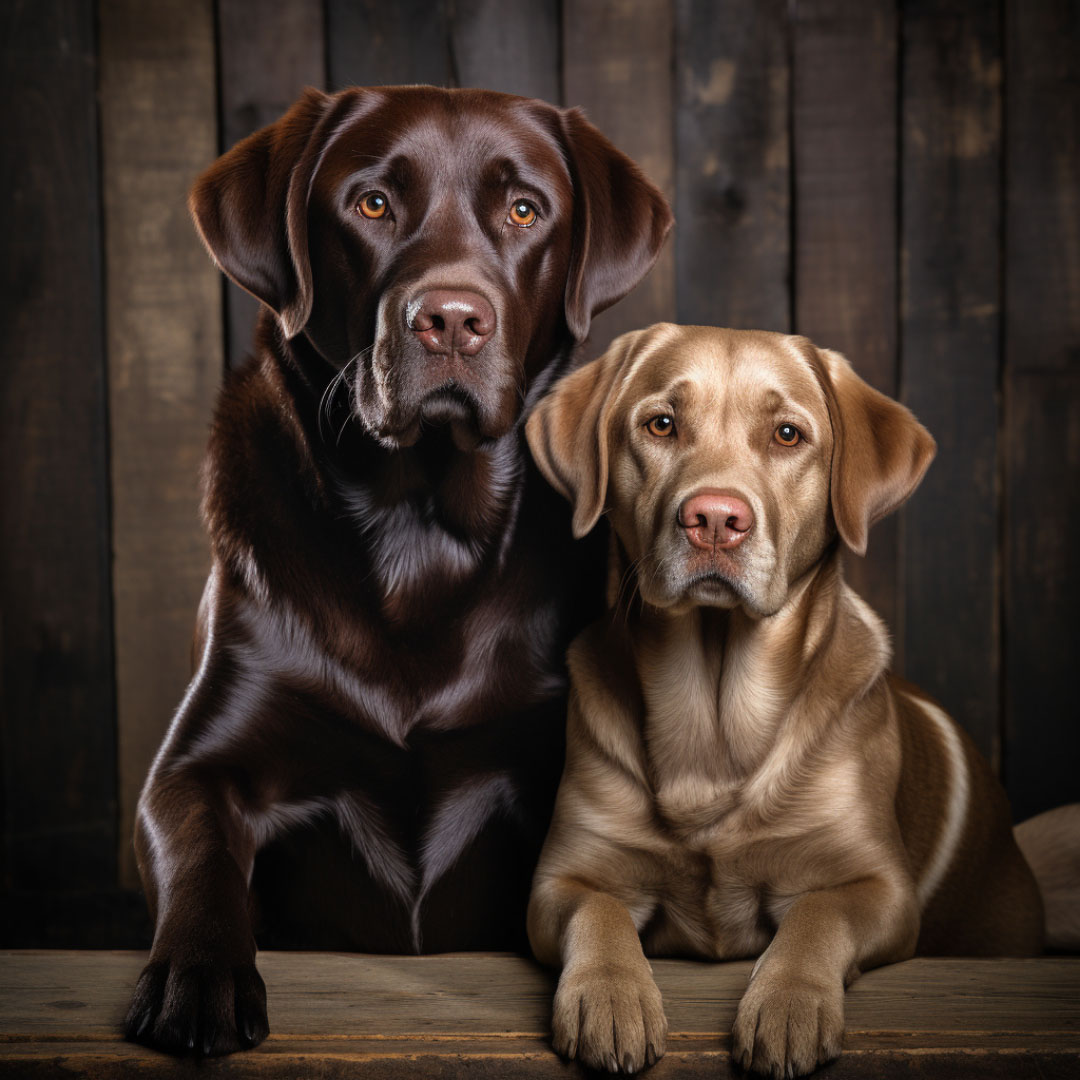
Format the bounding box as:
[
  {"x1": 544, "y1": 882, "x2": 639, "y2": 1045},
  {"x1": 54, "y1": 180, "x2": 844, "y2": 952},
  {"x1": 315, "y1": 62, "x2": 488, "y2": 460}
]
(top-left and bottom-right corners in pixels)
[
  {"x1": 124, "y1": 86, "x2": 672, "y2": 1057},
  {"x1": 525, "y1": 324, "x2": 1053, "y2": 1077}
]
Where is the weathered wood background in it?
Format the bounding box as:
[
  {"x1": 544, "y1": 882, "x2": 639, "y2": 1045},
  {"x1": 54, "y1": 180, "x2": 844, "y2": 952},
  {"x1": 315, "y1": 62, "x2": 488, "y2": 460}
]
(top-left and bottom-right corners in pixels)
[{"x1": 2, "y1": 0, "x2": 1078, "y2": 946}]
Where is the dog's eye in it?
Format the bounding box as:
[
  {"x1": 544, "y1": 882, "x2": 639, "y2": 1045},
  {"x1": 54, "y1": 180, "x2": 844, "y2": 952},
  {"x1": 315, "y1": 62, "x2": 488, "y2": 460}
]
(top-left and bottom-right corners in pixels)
[
  {"x1": 774, "y1": 423, "x2": 801, "y2": 446},
  {"x1": 645, "y1": 415, "x2": 675, "y2": 438},
  {"x1": 357, "y1": 191, "x2": 389, "y2": 219},
  {"x1": 508, "y1": 199, "x2": 538, "y2": 227}
]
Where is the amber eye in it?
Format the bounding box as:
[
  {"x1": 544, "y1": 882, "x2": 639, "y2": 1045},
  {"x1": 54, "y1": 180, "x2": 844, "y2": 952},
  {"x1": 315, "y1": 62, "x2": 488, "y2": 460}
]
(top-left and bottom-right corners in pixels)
[
  {"x1": 357, "y1": 191, "x2": 389, "y2": 219},
  {"x1": 508, "y1": 199, "x2": 538, "y2": 227},
  {"x1": 645, "y1": 415, "x2": 675, "y2": 438},
  {"x1": 775, "y1": 423, "x2": 801, "y2": 447}
]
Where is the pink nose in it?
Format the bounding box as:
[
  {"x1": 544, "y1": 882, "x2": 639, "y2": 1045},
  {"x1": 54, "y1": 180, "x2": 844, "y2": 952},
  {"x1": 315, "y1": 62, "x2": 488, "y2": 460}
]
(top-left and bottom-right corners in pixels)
[
  {"x1": 678, "y1": 490, "x2": 755, "y2": 550},
  {"x1": 408, "y1": 290, "x2": 496, "y2": 357}
]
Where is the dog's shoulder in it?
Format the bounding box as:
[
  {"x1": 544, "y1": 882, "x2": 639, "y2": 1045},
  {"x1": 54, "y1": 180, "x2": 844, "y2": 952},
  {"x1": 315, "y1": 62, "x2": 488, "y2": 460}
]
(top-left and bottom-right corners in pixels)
[
  {"x1": 567, "y1": 616, "x2": 642, "y2": 716},
  {"x1": 203, "y1": 354, "x2": 325, "y2": 532},
  {"x1": 564, "y1": 616, "x2": 651, "y2": 782}
]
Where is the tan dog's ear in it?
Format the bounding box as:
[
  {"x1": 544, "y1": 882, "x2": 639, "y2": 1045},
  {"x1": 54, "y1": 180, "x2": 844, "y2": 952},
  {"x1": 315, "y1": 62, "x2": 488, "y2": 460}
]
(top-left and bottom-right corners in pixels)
[
  {"x1": 816, "y1": 348, "x2": 936, "y2": 556},
  {"x1": 190, "y1": 87, "x2": 365, "y2": 339},
  {"x1": 526, "y1": 331, "x2": 643, "y2": 538},
  {"x1": 558, "y1": 108, "x2": 674, "y2": 343}
]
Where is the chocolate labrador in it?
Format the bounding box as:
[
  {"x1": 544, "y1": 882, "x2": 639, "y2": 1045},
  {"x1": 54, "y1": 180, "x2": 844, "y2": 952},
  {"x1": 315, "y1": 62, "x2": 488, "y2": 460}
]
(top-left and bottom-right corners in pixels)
[
  {"x1": 525, "y1": 324, "x2": 1072, "y2": 1077},
  {"x1": 123, "y1": 86, "x2": 672, "y2": 1058}
]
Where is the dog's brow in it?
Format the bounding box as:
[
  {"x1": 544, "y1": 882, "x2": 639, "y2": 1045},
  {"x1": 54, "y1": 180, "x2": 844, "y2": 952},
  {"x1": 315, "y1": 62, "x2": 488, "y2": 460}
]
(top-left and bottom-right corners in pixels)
[
  {"x1": 761, "y1": 388, "x2": 784, "y2": 412},
  {"x1": 383, "y1": 154, "x2": 414, "y2": 189}
]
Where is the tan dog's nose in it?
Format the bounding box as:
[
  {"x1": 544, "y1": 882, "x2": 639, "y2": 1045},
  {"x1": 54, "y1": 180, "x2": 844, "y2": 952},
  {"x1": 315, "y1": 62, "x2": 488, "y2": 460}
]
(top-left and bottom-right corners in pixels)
[{"x1": 678, "y1": 490, "x2": 754, "y2": 550}]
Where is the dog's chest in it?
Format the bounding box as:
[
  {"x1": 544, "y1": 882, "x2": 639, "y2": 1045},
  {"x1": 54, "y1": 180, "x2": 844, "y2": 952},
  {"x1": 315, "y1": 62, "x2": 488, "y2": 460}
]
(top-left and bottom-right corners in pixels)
[
  {"x1": 644, "y1": 758, "x2": 886, "y2": 960},
  {"x1": 237, "y1": 573, "x2": 567, "y2": 738},
  {"x1": 644, "y1": 836, "x2": 774, "y2": 960}
]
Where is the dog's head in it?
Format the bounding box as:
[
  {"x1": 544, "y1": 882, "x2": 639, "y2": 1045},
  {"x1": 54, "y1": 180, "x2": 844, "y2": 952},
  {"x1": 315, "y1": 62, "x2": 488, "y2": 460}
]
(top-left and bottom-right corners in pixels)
[
  {"x1": 190, "y1": 86, "x2": 672, "y2": 450},
  {"x1": 527, "y1": 324, "x2": 935, "y2": 616}
]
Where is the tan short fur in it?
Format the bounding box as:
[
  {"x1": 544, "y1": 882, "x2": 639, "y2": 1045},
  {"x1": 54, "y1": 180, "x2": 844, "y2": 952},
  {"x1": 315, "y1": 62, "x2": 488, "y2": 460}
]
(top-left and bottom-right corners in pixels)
[{"x1": 524, "y1": 324, "x2": 1043, "y2": 1077}]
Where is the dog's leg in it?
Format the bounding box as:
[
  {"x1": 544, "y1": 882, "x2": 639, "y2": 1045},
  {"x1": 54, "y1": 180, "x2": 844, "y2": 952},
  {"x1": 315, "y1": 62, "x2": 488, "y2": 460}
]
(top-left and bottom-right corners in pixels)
[
  {"x1": 125, "y1": 769, "x2": 267, "y2": 1057},
  {"x1": 528, "y1": 877, "x2": 667, "y2": 1073},
  {"x1": 732, "y1": 875, "x2": 918, "y2": 1078}
]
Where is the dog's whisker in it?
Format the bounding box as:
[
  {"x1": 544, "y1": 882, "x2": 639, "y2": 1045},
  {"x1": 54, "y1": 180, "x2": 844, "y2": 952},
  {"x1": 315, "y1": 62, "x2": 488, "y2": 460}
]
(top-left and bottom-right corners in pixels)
[{"x1": 318, "y1": 349, "x2": 370, "y2": 446}]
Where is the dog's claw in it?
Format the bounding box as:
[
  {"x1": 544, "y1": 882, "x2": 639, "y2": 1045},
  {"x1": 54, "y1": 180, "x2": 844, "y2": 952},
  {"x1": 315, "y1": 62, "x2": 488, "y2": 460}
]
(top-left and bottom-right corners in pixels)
[{"x1": 124, "y1": 957, "x2": 267, "y2": 1058}]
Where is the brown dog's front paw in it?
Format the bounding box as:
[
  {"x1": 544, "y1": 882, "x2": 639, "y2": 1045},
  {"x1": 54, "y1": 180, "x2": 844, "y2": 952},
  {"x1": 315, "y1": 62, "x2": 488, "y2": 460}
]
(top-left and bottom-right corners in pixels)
[
  {"x1": 124, "y1": 957, "x2": 268, "y2": 1057},
  {"x1": 551, "y1": 962, "x2": 667, "y2": 1073},
  {"x1": 731, "y1": 969, "x2": 843, "y2": 1078}
]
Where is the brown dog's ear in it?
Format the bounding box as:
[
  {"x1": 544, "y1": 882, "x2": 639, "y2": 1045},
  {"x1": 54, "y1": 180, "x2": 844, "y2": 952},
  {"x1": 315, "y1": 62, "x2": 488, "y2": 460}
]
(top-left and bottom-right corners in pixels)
[
  {"x1": 559, "y1": 108, "x2": 674, "y2": 343},
  {"x1": 526, "y1": 330, "x2": 644, "y2": 537},
  {"x1": 190, "y1": 87, "x2": 352, "y2": 339},
  {"x1": 815, "y1": 348, "x2": 936, "y2": 556}
]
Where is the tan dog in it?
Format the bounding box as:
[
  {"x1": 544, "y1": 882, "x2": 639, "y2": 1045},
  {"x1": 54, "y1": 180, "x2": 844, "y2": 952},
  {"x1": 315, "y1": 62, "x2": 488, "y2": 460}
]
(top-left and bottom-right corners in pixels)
[{"x1": 524, "y1": 324, "x2": 1050, "y2": 1078}]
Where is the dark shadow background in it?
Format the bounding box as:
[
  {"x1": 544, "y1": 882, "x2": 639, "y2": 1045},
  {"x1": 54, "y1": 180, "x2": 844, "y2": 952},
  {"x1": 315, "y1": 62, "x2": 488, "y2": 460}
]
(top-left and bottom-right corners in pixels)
[{"x1": 2, "y1": 0, "x2": 1077, "y2": 946}]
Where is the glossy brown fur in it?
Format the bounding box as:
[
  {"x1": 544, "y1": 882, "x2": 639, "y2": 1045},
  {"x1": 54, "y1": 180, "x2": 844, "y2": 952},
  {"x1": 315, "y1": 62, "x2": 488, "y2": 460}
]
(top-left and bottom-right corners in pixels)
[
  {"x1": 124, "y1": 86, "x2": 672, "y2": 1058},
  {"x1": 525, "y1": 325, "x2": 1043, "y2": 1078}
]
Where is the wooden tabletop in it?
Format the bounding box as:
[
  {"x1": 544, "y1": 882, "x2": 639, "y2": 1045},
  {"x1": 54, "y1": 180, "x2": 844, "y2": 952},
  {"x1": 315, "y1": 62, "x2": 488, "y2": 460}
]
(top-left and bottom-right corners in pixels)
[{"x1": 1, "y1": 951, "x2": 1078, "y2": 1077}]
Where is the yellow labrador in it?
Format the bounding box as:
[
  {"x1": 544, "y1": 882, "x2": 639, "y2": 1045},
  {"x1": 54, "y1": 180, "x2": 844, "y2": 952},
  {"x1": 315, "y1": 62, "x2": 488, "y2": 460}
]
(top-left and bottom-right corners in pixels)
[{"x1": 524, "y1": 324, "x2": 1049, "y2": 1077}]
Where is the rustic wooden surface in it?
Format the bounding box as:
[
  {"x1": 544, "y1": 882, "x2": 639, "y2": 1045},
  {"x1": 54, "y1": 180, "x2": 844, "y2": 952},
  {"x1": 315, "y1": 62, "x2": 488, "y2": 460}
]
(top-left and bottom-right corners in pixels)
[
  {"x1": 327, "y1": 0, "x2": 451, "y2": 91},
  {"x1": 0, "y1": 0, "x2": 117, "y2": 894},
  {"x1": 564, "y1": 0, "x2": 677, "y2": 359},
  {"x1": 217, "y1": 0, "x2": 325, "y2": 369},
  {"x1": 1002, "y1": 0, "x2": 1080, "y2": 824},
  {"x1": 899, "y1": 0, "x2": 1003, "y2": 767},
  {"x1": 0, "y1": 952, "x2": 1077, "y2": 1077},
  {"x1": 676, "y1": 0, "x2": 789, "y2": 334},
  {"x1": 452, "y1": 0, "x2": 560, "y2": 103},
  {"x1": 98, "y1": 0, "x2": 223, "y2": 888},
  {"x1": 792, "y1": 0, "x2": 899, "y2": 635}
]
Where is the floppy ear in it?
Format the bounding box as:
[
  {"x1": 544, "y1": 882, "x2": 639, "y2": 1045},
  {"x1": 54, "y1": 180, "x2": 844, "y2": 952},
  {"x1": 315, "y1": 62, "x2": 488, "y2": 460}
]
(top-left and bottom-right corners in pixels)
[
  {"x1": 816, "y1": 348, "x2": 936, "y2": 556},
  {"x1": 189, "y1": 87, "x2": 356, "y2": 339},
  {"x1": 559, "y1": 108, "x2": 674, "y2": 343},
  {"x1": 526, "y1": 330, "x2": 643, "y2": 537}
]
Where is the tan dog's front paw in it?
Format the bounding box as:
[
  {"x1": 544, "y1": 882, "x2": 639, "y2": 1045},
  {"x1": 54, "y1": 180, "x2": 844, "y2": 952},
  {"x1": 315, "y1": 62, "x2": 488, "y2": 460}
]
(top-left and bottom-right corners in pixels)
[
  {"x1": 551, "y1": 962, "x2": 667, "y2": 1073},
  {"x1": 731, "y1": 969, "x2": 844, "y2": 1078}
]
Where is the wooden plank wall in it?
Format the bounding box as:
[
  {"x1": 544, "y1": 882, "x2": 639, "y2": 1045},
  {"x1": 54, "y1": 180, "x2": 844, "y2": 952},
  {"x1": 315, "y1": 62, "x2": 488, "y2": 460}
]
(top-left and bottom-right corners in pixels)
[
  {"x1": 98, "y1": 0, "x2": 224, "y2": 889},
  {"x1": 1, "y1": 0, "x2": 1077, "y2": 943},
  {"x1": 1002, "y1": 0, "x2": 1080, "y2": 821},
  {"x1": 1, "y1": 1, "x2": 117, "y2": 905},
  {"x1": 218, "y1": 0, "x2": 326, "y2": 368},
  {"x1": 900, "y1": 0, "x2": 1003, "y2": 769},
  {"x1": 792, "y1": 0, "x2": 899, "y2": 633}
]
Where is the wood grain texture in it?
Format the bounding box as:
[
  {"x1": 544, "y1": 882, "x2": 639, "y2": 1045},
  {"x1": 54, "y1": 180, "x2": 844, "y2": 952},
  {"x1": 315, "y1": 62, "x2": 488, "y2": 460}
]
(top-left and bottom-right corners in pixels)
[
  {"x1": 0, "y1": 892, "x2": 150, "y2": 951},
  {"x1": 0, "y1": 952, "x2": 1077, "y2": 1077},
  {"x1": 217, "y1": 0, "x2": 326, "y2": 368},
  {"x1": 1003, "y1": 0, "x2": 1080, "y2": 376},
  {"x1": 564, "y1": 0, "x2": 676, "y2": 358},
  {"x1": 0, "y1": 0, "x2": 116, "y2": 893},
  {"x1": 1003, "y1": 374, "x2": 1080, "y2": 820},
  {"x1": 1002, "y1": 0, "x2": 1080, "y2": 820},
  {"x1": 792, "y1": 0, "x2": 900, "y2": 637},
  {"x1": 1, "y1": 1045, "x2": 1077, "y2": 1080},
  {"x1": 676, "y1": 0, "x2": 789, "y2": 332},
  {"x1": 98, "y1": 0, "x2": 223, "y2": 887},
  {"x1": 326, "y1": 0, "x2": 451, "y2": 91},
  {"x1": 899, "y1": 0, "x2": 1002, "y2": 765},
  {"x1": 450, "y1": 0, "x2": 560, "y2": 102}
]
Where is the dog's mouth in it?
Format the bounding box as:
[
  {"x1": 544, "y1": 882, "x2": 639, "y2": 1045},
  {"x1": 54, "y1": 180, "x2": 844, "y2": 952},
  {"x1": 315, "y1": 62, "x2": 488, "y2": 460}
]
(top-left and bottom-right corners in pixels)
[
  {"x1": 418, "y1": 384, "x2": 479, "y2": 425},
  {"x1": 682, "y1": 568, "x2": 747, "y2": 606},
  {"x1": 388, "y1": 383, "x2": 487, "y2": 451}
]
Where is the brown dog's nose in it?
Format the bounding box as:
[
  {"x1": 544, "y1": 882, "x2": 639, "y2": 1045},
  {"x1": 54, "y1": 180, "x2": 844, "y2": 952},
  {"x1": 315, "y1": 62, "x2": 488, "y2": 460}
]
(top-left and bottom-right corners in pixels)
[
  {"x1": 678, "y1": 490, "x2": 754, "y2": 550},
  {"x1": 409, "y1": 290, "x2": 496, "y2": 357}
]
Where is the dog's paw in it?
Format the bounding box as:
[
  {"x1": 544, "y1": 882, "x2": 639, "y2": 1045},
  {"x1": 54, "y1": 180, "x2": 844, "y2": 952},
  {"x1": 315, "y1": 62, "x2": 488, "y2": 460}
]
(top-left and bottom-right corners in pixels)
[
  {"x1": 551, "y1": 961, "x2": 667, "y2": 1073},
  {"x1": 731, "y1": 968, "x2": 844, "y2": 1078},
  {"x1": 124, "y1": 957, "x2": 268, "y2": 1057}
]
